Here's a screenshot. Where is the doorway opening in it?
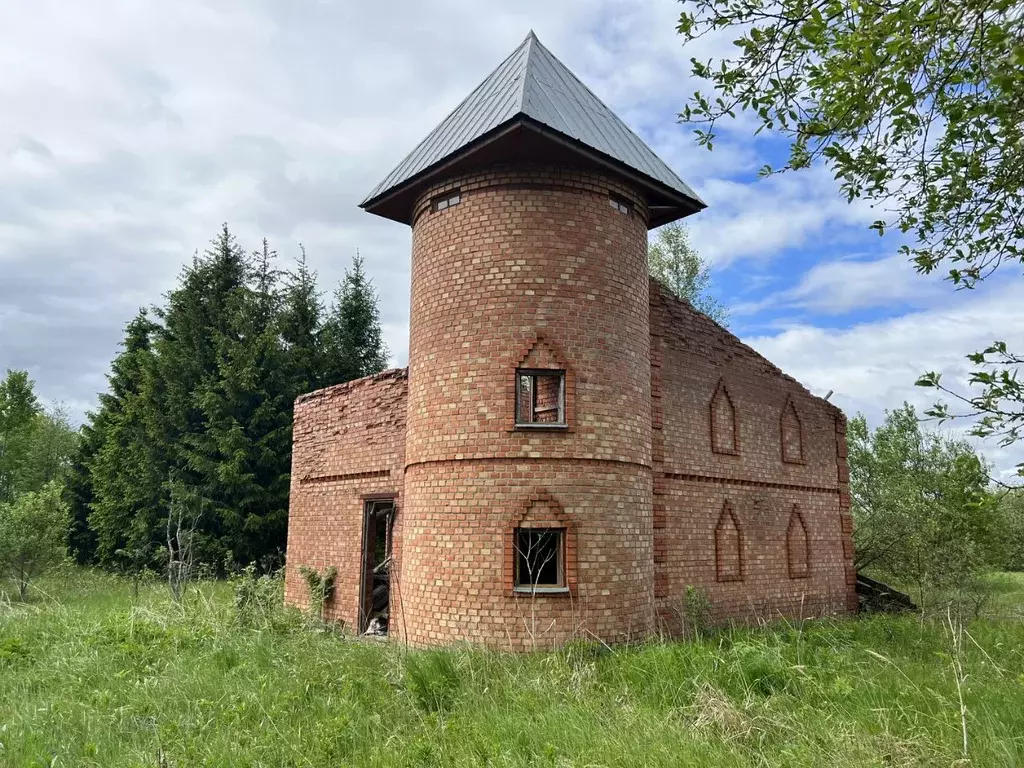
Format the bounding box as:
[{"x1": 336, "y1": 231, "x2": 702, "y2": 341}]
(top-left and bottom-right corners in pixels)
[{"x1": 360, "y1": 497, "x2": 395, "y2": 635}]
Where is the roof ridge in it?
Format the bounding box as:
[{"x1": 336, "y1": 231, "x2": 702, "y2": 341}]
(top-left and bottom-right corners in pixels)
[
  {"x1": 523, "y1": 37, "x2": 701, "y2": 200},
  {"x1": 359, "y1": 37, "x2": 531, "y2": 206},
  {"x1": 515, "y1": 31, "x2": 535, "y2": 115}
]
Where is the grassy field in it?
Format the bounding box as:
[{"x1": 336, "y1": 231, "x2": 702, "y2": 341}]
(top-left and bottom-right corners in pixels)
[{"x1": 1, "y1": 571, "x2": 1023, "y2": 767}]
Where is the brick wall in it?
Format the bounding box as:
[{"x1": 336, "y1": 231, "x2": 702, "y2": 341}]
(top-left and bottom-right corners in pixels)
[
  {"x1": 283, "y1": 369, "x2": 407, "y2": 629},
  {"x1": 398, "y1": 165, "x2": 654, "y2": 649},
  {"x1": 649, "y1": 281, "x2": 856, "y2": 631}
]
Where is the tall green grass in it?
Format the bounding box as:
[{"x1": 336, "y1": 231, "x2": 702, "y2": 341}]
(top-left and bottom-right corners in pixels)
[{"x1": 1, "y1": 570, "x2": 1022, "y2": 766}]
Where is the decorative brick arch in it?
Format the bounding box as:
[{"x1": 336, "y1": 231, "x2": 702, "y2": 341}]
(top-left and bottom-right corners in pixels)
[
  {"x1": 715, "y1": 500, "x2": 743, "y2": 582},
  {"x1": 787, "y1": 506, "x2": 810, "y2": 579},
  {"x1": 503, "y1": 490, "x2": 577, "y2": 596},
  {"x1": 509, "y1": 334, "x2": 575, "y2": 432},
  {"x1": 709, "y1": 378, "x2": 739, "y2": 455},
  {"x1": 780, "y1": 395, "x2": 804, "y2": 464}
]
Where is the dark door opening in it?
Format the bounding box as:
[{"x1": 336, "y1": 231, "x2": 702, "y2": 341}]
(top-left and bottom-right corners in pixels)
[{"x1": 359, "y1": 497, "x2": 395, "y2": 635}]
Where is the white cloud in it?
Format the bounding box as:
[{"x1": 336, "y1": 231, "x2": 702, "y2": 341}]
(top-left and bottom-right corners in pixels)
[
  {"x1": 730, "y1": 252, "x2": 951, "y2": 317},
  {"x1": 687, "y1": 166, "x2": 880, "y2": 267},
  {"x1": 745, "y1": 279, "x2": 1024, "y2": 478},
  {"x1": 777, "y1": 253, "x2": 940, "y2": 313}
]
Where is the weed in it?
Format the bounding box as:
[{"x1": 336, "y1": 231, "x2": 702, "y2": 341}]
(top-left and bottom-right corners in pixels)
[
  {"x1": 0, "y1": 635, "x2": 33, "y2": 666},
  {"x1": 405, "y1": 650, "x2": 463, "y2": 714},
  {"x1": 690, "y1": 683, "x2": 755, "y2": 740},
  {"x1": 729, "y1": 640, "x2": 798, "y2": 697},
  {"x1": 299, "y1": 565, "x2": 337, "y2": 623},
  {"x1": 232, "y1": 565, "x2": 290, "y2": 630},
  {"x1": 684, "y1": 584, "x2": 713, "y2": 638}
]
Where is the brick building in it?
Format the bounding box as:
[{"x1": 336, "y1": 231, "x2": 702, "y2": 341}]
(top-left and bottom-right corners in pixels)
[{"x1": 284, "y1": 33, "x2": 857, "y2": 649}]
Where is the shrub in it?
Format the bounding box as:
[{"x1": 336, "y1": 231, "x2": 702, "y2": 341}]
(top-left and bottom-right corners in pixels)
[
  {"x1": 0, "y1": 481, "x2": 68, "y2": 600},
  {"x1": 684, "y1": 584, "x2": 713, "y2": 638},
  {"x1": 848, "y1": 405, "x2": 1002, "y2": 606},
  {"x1": 299, "y1": 565, "x2": 337, "y2": 623},
  {"x1": 233, "y1": 565, "x2": 288, "y2": 629},
  {"x1": 998, "y1": 490, "x2": 1024, "y2": 572},
  {"x1": 729, "y1": 641, "x2": 798, "y2": 697}
]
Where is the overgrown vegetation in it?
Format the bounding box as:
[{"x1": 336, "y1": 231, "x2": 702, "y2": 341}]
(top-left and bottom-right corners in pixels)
[
  {"x1": 1, "y1": 570, "x2": 1023, "y2": 766},
  {"x1": 683, "y1": 584, "x2": 713, "y2": 637},
  {"x1": 299, "y1": 564, "x2": 338, "y2": 623},
  {"x1": 0, "y1": 371, "x2": 77, "y2": 598},
  {"x1": 847, "y1": 403, "x2": 1010, "y2": 610},
  {"x1": 1000, "y1": 489, "x2": 1024, "y2": 571},
  {"x1": 0, "y1": 370, "x2": 77, "y2": 506},
  {"x1": 0, "y1": 481, "x2": 68, "y2": 600}
]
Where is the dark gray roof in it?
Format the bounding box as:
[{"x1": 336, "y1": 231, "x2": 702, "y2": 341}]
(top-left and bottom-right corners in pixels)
[{"x1": 361, "y1": 32, "x2": 704, "y2": 210}]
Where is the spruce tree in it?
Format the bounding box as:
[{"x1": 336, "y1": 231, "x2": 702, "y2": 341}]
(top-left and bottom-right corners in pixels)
[
  {"x1": 280, "y1": 245, "x2": 324, "y2": 396},
  {"x1": 65, "y1": 416, "x2": 103, "y2": 564},
  {"x1": 190, "y1": 240, "x2": 292, "y2": 566},
  {"x1": 87, "y1": 310, "x2": 163, "y2": 566},
  {"x1": 154, "y1": 224, "x2": 249, "y2": 460},
  {"x1": 151, "y1": 224, "x2": 249, "y2": 565},
  {"x1": 75, "y1": 229, "x2": 394, "y2": 571},
  {"x1": 322, "y1": 254, "x2": 389, "y2": 385}
]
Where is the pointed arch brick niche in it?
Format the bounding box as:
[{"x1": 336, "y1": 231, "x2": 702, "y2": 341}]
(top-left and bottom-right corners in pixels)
[
  {"x1": 787, "y1": 506, "x2": 810, "y2": 579},
  {"x1": 710, "y1": 378, "x2": 739, "y2": 455},
  {"x1": 780, "y1": 396, "x2": 804, "y2": 464},
  {"x1": 504, "y1": 490, "x2": 578, "y2": 596},
  {"x1": 715, "y1": 501, "x2": 743, "y2": 582}
]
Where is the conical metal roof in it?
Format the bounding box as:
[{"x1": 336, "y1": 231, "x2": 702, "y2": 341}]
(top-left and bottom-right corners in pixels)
[{"x1": 361, "y1": 32, "x2": 705, "y2": 225}]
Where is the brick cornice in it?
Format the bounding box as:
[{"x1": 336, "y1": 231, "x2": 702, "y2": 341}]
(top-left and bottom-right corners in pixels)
[
  {"x1": 404, "y1": 456, "x2": 654, "y2": 473},
  {"x1": 299, "y1": 469, "x2": 390, "y2": 485},
  {"x1": 663, "y1": 471, "x2": 838, "y2": 495},
  {"x1": 411, "y1": 165, "x2": 650, "y2": 227}
]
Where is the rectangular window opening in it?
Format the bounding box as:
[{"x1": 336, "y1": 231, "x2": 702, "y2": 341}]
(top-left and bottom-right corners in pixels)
[
  {"x1": 514, "y1": 527, "x2": 566, "y2": 592},
  {"x1": 515, "y1": 369, "x2": 566, "y2": 427},
  {"x1": 432, "y1": 190, "x2": 461, "y2": 212},
  {"x1": 609, "y1": 194, "x2": 632, "y2": 215}
]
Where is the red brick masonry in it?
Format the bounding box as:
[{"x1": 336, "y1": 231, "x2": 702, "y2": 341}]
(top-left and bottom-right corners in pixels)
[{"x1": 285, "y1": 166, "x2": 856, "y2": 649}]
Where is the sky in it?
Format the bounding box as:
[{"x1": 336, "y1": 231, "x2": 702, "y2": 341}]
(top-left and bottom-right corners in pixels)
[{"x1": 1, "y1": 0, "x2": 1021, "y2": 477}]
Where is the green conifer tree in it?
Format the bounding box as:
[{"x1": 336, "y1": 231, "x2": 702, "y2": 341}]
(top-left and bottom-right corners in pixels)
[
  {"x1": 190, "y1": 240, "x2": 292, "y2": 565},
  {"x1": 322, "y1": 254, "x2": 389, "y2": 385},
  {"x1": 149, "y1": 225, "x2": 250, "y2": 565},
  {"x1": 76, "y1": 230, "x2": 394, "y2": 571},
  {"x1": 87, "y1": 310, "x2": 163, "y2": 566},
  {"x1": 280, "y1": 245, "x2": 324, "y2": 397},
  {"x1": 65, "y1": 415, "x2": 103, "y2": 564}
]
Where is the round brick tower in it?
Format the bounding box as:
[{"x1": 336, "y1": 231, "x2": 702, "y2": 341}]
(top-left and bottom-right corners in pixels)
[
  {"x1": 358, "y1": 33, "x2": 705, "y2": 648},
  {"x1": 399, "y1": 166, "x2": 654, "y2": 647}
]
